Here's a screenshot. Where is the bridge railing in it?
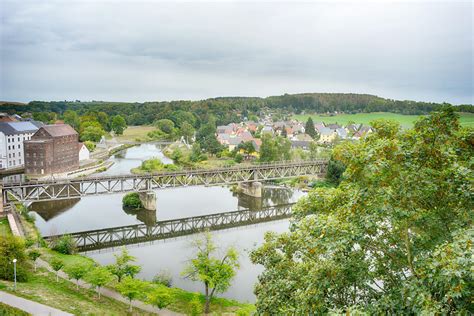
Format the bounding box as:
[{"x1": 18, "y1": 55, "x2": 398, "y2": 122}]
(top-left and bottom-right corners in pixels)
[{"x1": 1, "y1": 159, "x2": 328, "y2": 186}]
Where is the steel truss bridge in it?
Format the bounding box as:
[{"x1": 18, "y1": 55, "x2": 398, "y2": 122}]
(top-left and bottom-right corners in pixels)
[
  {"x1": 44, "y1": 203, "x2": 295, "y2": 252},
  {"x1": 1, "y1": 160, "x2": 327, "y2": 203}
]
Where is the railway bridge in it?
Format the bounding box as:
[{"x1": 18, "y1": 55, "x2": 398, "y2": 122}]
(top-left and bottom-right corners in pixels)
[{"x1": 1, "y1": 159, "x2": 328, "y2": 210}]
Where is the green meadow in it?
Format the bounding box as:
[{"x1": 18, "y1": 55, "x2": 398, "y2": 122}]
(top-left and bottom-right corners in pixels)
[{"x1": 293, "y1": 112, "x2": 474, "y2": 129}]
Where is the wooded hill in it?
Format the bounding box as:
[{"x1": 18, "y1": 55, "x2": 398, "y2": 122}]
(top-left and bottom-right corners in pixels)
[{"x1": 1, "y1": 93, "x2": 472, "y2": 126}]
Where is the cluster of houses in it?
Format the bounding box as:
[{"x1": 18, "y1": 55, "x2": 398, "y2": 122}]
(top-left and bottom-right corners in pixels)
[
  {"x1": 216, "y1": 120, "x2": 374, "y2": 153},
  {"x1": 0, "y1": 113, "x2": 89, "y2": 175}
]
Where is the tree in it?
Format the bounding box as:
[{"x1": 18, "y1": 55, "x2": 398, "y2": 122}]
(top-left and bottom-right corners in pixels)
[
  {"x1": 305, "y1": 117, "x2": 317, "y2": 138},
  {"x1": 111, "y1": 115, "x2": 127, "y2": 135},
  {"x1": 250, "y1": 108, "x2": 474, "y2": 314},
  {"x1": 86, "y1": 266, "x2": 113, "y2": 299},
  {"x1": 325, "y1": 156, "x2": 345, "y2": 186},
  {"x1": 196, "y1": 122, "x2": 222, "y2": 155},
  {"x1": 179, "y1": 121, "x2": 195, "y2": 143},
  {"x1": 146, "y1": 286, "x2": 174, "y2": 310},
  {"x1": 80, "y1": 123, "x2": 105, "y2": 142},
  {"x1": 190, "y1": 143, "x2": 206, "y2": 163},
  {"x1": 64, "y1": 263, "x2": 90, "y2": 290},
  {"x1": 236, "y1": 141, "x2": 256, "y2": 157},
  {"x1": 28, "y1": 249, "x2": 41, "y2": 272},
  {"x1": 154, "y1": 119, "x2": 175, "y2": 135},
  {"x1": 107, "y1": 247, "x2": 141, "y2": 282},
  {"x1": 97, "y1": 112, "x2": 110, "y2": 131},
  {"x1": 63, "y1": 110, "x2": 80, "y2": 131},
  {"x1": 0, "y1": 236, "x2": 28, "y2": 282},
  {"x1": 182, "y1": 232, "x2": 239, "y2": 313},
  {"x1": 116, "y1": 276, "x2": 145, "y2": 312},
  {"x1": 281, "y1": 125, "x2": 287, "y2": 138},
  {"x1": 50, "y1": 258, "x2": 64, "y2": 282},
  {"x1": 259, "y1": 135, "x2": 291, "y2": 162}
]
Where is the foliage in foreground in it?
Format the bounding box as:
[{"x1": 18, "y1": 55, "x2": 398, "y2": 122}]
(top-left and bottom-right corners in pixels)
[
  {"x1": 182, "y1": 231, "x2": 240, "y2": 314},
  {"x1": 0, "y1": 235, "x2": 28, "y2": 282},
  {"x1": 250, "y1": 108, "x2": 474, "y2": 314}
]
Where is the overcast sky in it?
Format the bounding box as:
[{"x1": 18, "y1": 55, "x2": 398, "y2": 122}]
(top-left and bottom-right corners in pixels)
[{"x1": 1, "y1": 0, "x2": 472, "y2": 104}]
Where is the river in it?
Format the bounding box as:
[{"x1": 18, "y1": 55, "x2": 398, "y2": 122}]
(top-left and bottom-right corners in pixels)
[{"x1": 29, "y1": 144, "x2": 304, "y2": 302}]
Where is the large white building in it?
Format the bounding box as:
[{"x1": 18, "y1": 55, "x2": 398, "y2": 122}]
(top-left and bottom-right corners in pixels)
[{"x1": 0, "y1": 121, "x2": 42, "y2": 170}]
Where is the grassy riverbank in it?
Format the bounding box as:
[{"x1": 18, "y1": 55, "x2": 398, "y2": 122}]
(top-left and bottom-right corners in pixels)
[
  {"x1": 0, "y1": 218, "x2": 11, "y2": 237},
  {"x1": 39, "y1": 249, "x2": 255, "y2": 315},
  {"x1": 0, "y1": 301, "x2": 30, "y2": 316},
  {"x1": 0, "y1": 268, "x2": 153, "y2": 316}
]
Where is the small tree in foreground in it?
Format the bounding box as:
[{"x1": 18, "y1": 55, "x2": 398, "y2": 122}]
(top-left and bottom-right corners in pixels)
[
  {"x1": 107, "y1": 247, "x2": 141, "y2": 282},
  {"x1": 50, "y1": 258, "x2": 64, "y2": 282},
  {"x1": 28, "y1": 249, "x2": 41, "y2": 272},
  {"x1": 182, "y1": 232, "x2": 239, "y2": 313},
  {"x1": 86, "y1": 266, "x2": 113, "y2": 299},
  {"x1": 116, "y1": 276, "x2": 145, "y2": 312},
  {"x1": 146, "y1": 286, "x2": 174, "y2": 310},
  {"x1": 64, "y1": 263, "x2": 90, "y2": 290}
]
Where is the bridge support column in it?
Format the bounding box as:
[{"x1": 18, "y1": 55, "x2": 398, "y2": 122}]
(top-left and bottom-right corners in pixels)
[
  {"x1": 238, "y1": 182, "x2": 262, "y2": 198},
  {"x1": 139, "y1": 192, "x2": 156, "y2": 211}
]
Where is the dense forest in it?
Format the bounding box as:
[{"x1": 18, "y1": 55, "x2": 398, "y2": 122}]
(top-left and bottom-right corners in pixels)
[{"x1": 0, "y1": 93, "x2": 472, "y2": 126}]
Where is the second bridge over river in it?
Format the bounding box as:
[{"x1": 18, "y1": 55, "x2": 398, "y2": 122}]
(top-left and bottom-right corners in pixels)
[{"x1": 1, "y1": 159, "x2": 327, "y2": 207}]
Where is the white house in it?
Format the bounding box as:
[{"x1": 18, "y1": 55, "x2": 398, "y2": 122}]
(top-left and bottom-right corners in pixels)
[
  {"x1": 78, "y1": 143, "x2": 90, "y2": 161},
  {"x1": 0, "y1": 121, "x2": 42, "y2": 170}
]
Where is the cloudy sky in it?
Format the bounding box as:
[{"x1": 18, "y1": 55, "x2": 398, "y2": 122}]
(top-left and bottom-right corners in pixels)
[{"x1": 1, "y1": 0, "x2": 472, "y2": 104}]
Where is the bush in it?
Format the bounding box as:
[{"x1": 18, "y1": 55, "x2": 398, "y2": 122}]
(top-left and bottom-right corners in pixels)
[
  {"x1": 84, "y1": 140, "x2": 96, "y2": 152},
  {"x1": 51, "y1": 234, "x2": 77, "y2": 255},
  {"x1": 0, "y1": 235, "x2": 29, "y2": 282},
  {"x1": 122, "y1": 193, "x2": 143, "y2": 209},
  {"x1": 234, "y1": 153, "x2": 243, "y2": 163},
  {"x1": 152, "y1": 270, "x2": 173, "y2": 287},
  {"x1": 188, "y1": 295, "x2": 203, "y2": 316}
]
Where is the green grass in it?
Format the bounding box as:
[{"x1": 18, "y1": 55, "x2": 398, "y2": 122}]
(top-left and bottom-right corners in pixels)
[
  {"x1": 0, "y1": 268, "x2": 154, "y2": 316},
  {"x1": 293, "y1": 112, "x2": 474, "y2": 129},
  {"x1": 42, "y1": 248, "x2": 255, "y2": 314},
  {"x1": 115, "y1": 126, "x2": 157, "y2": 142},
  {"x1": 0, "y1": 302, "x2": 30, "y2": 316},
  {"x1": 0, "y1": 219, "x2": 11, "y2": 237}
]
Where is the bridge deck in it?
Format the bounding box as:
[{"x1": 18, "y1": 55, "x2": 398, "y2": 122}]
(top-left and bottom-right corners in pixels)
[{"x1": 2, "y1": 160, "x2": 327, "y2": 203}]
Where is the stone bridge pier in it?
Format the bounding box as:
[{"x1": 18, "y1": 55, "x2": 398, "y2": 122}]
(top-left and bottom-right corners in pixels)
[
  {"x1": 238, "y1": 181, "x2": 262, "y2": 198},
  {"x1": 139, "y1": 191, "x2": 156, "y2": 211}
]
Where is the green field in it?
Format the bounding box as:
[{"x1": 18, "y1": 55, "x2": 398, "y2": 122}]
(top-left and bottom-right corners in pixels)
[{"x1": 293, "y1": 112, "x2": 474, "y2": 129}]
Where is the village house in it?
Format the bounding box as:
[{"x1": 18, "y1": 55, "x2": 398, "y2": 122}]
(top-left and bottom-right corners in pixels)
[
  {"x1": 24, "y1": 124, "x2": 80, "y2": 175},
  {"x1": 318, "y1": 127, "x2": 337, "y2": 144},
  {"x1": 0, "y1": 121, "x2": 43, "y2": 170}
]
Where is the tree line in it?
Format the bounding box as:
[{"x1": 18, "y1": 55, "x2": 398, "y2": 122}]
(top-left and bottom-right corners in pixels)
[{"x1": 0, "y1": 93, "x2": 471, "y2": 129}]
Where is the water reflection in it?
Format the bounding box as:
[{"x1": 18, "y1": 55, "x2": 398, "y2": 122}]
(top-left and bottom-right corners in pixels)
[
  {"x1": 30, "y1": 199, "x2": 81, "y2": 221},
  {"x1": 123, "y1": 208, "x2": 157, "y2": 226}
]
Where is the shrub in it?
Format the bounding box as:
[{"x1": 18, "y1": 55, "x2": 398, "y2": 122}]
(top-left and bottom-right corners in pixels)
[
  {"x1": 234, "y1": 153, "x2": 243, "y2": 163},
  {"x1": 122, "y1": 193, "x2": 143, "y2": 209},
  {"x1": 152, "y1": 270, "x2": 173, "y2": 287},
  {"x1": 84, "y1": 140, "x2": 96, "y2": 152},
  {"x1": 0, "y1": 235, "x2": 29, "y2": 282},
  {"x1": 51, "y1": 234, "x2": 77, "y2": 255},
  {"x1": 188, "y1": 295, "x2": 203, "y2": 316}
]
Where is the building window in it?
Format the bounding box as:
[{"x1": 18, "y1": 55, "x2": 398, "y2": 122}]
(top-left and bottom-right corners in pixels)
[{"x1": 19, "y1": 159, "x2": 21, "y2": 164}]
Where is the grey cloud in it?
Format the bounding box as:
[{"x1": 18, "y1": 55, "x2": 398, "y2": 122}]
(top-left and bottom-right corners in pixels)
[{"x1": 0, "y1": 0, "x2": 472, "y2": 104}]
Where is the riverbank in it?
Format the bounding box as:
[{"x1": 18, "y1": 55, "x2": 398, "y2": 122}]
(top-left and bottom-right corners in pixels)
[{"x1": 3, "y1": 201, "x2": 256, "y2": 315}]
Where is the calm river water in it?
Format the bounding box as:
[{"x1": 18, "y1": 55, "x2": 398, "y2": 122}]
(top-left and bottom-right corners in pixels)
[{"x1": 29, "y1": 144, "x2": 304, "y2": 302}]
